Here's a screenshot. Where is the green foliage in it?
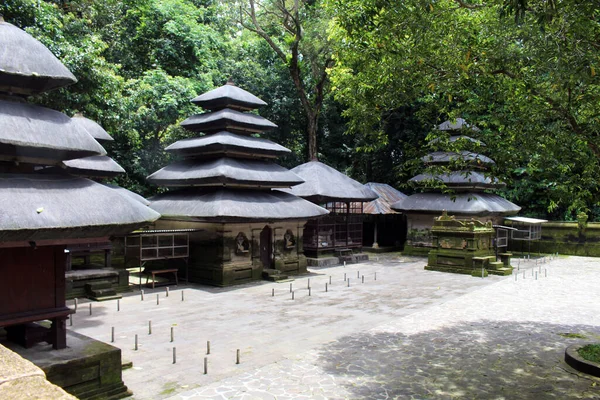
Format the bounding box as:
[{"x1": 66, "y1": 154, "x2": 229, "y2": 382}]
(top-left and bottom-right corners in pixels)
[{"x1": 578, "y1": 344, "x2": 600, "y2": 364}]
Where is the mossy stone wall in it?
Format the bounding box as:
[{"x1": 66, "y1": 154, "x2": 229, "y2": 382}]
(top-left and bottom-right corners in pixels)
[{"x1": 508, "y1": 222, "x2": 600, "y2": 257}]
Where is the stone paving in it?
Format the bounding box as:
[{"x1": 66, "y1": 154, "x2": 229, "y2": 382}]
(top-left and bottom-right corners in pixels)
[{"x1": 68, "y1": 255, "x2": 600, "y2": 399}]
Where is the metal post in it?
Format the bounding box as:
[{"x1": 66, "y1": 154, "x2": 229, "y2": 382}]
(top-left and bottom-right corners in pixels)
[
  {"x1": 141, "y1": 290, "x2": 144, "y2": 301},
  {"x1": 290, "y1": 283, "x2": 292, "y2": 293},
  {"x1": 181, "y1": 290, "x2": 184, "y2": 301},
  {"x1": 166, "y1": 287, "x2": 169, "y2": 297},
  {"x1": 89, "y1": 303, "x2": 92, "y2": 316},
  {"x1": 74, "y1": 298, "x2": 78, "y2": 312},
  {"x1": 344, "y1": 273, "x2": 346, "y2": 281},
  {"x1": 357, "y1": 271, "x2": 360, "y2": 278},
  {"x1": 157, "y1": 294, "x2": 160, "y2": 305},
  {"x1": 171, "y1": 326, "x2": 174, "y2": 342},
  {"x1": 329, "y1": 276, "x2": 332, "y2": 284},
  {"x1": 69, "y1": 315, "x2": 73, "y2": 326},
  {"x1": 272, "y1": 288, "x2": 275, "y2": 297},
  {"x1": 117, "y1": 299, "x2": 120, "y2": 312},
  {"x1": 325, "y1": 283, "x2": 328, "y2": 292},
  {"x1": 135, "y1": 334, "x2": 138, "y2": 351},
  {"x1": 307, "y1": 279, "x2": 310, "y2": 289},
  {"x1": 362, "y1": 275, "x2": 364, "y2": 283},
  {"x1": 111, "y1": 327, "x2": 115, "y2": 343},
  {"x1": 207, "y1": 341, "x2": 210, "y2": 355},
  {"x1": 347, "y1": 278, "x2": 350, "y2": 287},
  {"x1": 173, "y1": 347, "x2": 176, "y2": 364},
  {"x1": 308, "y1": 287, "x2": 311, "y2": 296},
  {"x1": 292, "y1": 291, "x2": 295, "y2": 300},
  {"x1": 236, "y1": 349, "x2": 240, "y2": 365},
  {"x1": 204, "y1": 357, "x2": 208, "y2": 374},
  {"x1": 149, "y1": 320, "x2": 152, "y2": 335}
]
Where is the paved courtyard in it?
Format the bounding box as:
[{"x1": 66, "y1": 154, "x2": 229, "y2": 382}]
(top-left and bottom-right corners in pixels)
[{"x1": 69, "y1": 255, "x2": 600, "y2": 399}]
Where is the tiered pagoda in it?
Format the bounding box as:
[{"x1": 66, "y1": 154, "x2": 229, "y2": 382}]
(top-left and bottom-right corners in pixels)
[
  {"x1": 392, "y1": 118, "x2": 520, "y2": 254},
  {"x1": 148, "y1": 82, "x2": 327, "y2": 286},
  {"x1": 282, "y1": 161, "x2": 378, "y2": 266},
  {"x1": 0, "y1": 18, "x2": 159, "y2": 399}
]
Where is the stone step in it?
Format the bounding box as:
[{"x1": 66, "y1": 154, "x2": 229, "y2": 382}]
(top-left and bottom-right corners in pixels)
[
  {"x1": 262, "y1": 268, "x2": 289, "y2": 282},
  {"x1": 84, "y1": 280, "x2": 113, "y2": 290},
  {"x1": 488, "y1": 267, "x2": 513, "y2": 276},
  {"x1": 90, "y1": 294, "x2": 123, "y2": 302}
]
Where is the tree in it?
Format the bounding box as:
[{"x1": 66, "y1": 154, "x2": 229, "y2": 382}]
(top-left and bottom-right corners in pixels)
[
  {"x1": 235, "y1": 0, "x2": 334, "y2": 161},
  {"x1": 327, "y1": 0, "x2": 600, "y2": 219}
]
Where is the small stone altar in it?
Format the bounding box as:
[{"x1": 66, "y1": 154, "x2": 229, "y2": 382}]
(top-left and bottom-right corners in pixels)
[{"x1": 426, "y1": 212, "x2": 513, "y2": 276}]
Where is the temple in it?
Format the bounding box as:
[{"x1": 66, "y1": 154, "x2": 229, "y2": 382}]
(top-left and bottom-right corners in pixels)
[
  {"x1": 0, "y1": 17, "x2": 159, "y2": 399},
  {"x1": 147, "y1": 82, "x2": 328, "y2": 286},
  {"x1": 392, "y1": 118, "x2": 520, "y2": 255},
  {"x1": 282, "y1": 161, "x2": 377, "y2": 266}
]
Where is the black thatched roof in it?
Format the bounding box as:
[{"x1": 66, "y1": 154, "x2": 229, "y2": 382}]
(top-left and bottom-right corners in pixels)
[
  {"x1": 180, "y1": 108, "x2": 277, "y2": 134},
  {"x1": 360, "y1": 182, "x2": 407, "y2": 214},
  {"x1": 421, "y1": 151, "x2": 494, "y2": 166},
  {"x1": 391, "y1": 192, "x2": 520, "y2": 217},
  {"x1": 165, "y1": 131, "x2": 290, "y2": 158},
  {"x1": 149, "y1": 188, "x2": 328, "y2": 222},
  {"x1": 0, "y1": 98, "x2": 106, "y2": 165},
  {"x1": 437, "y1": 118, "x2": 480, "y2": 132},
  {"x1": 410, "y1": 171, "x2": 505, "y2": 190},
  {"x1": 62, "y1": 155, "x2": 125, "y2": 178},
  {"x1": 147, "y1": 158, "x2": 304, "y2": 188},
  {"x1": 0, "y1": 173, "x2": 159, "y2": 242},
  {"x1": 191, "y1": 82, "x2": 267, "y2": 111},
  {"x1": 102, "y1": 183, "x2": 150, "y2": 206},
  {"x1": 281, "y1": 161, "x2": 378, "y2": 203},
  {"x1": 0, "y1": 19, "x2": 77, "y2": 94},
  {"x1": 72, "y1": 114, "x2": 113, "y2": 142}
]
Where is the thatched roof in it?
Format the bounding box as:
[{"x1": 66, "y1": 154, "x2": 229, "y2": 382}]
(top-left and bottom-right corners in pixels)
[
  {"x1": 147, "y1": 158, "x2": 303, "y2": 188},
  {"x1": 181, "y1": 108, "x2": 277, "y2": 134},
  {"x1": 62, "y1": 155, "x2": 125, "y2": 178},
  {"x1": 150, "y1": 188, "x2": 328, "y2": 222},
  {"x1": 410, "y1": 171, "x2": 505, "y2": 190},
  {"x1": 421, "y1": 151, "x2": 494, "y2": 166},
  {"x1": 360, "y1": 182, "x2": 407, "y2": 214},
  {"x1": 0, "y1": 173, "x2": 159, "y2": 242},
  {"x1": 71, "y1": 114, "x2": 113, "y2": 142},
  {"x1": 437, "y1": 118, "x2": 480, "y2": 132},
  {"x1": 430, "y1": 135, "x2": 485, "y2": 146},
  {"x1": 165, "y1": 131, "x2": 290, "y2": 158},
  {"x1": 0, "y1": 98, "x2": 106, "y2": 165},
  {"x1": 191, "y1": 82, "x2": 267, "y2": 111},
  {"x1": 101, "y1": 183, "x2": 150, "y2": 206},
  {"x1": 281, "y1": 161, "x2": 378, "y2": 203},
  {"x1": 0, "y1": 19, "x2": 77, "y2": 95},
  {"x1": 391, "y1": 192, "x2": 520, "y2": 217}
]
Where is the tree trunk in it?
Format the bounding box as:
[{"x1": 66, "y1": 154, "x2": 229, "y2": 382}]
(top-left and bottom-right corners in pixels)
[{"x1": 307, "y1": 112, "x2": 318, "y2": 161}]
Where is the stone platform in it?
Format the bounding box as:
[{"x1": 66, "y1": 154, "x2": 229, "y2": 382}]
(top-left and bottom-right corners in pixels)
[
  {"x1": 307, "y1": 253, "x2": 369, "y2": 267},
  {"x1": 1, "y1": 329, "x2": 130, "y2": 400},
  {"x1": 66, "y1": 268, "x2": 129, "y2": 301}
]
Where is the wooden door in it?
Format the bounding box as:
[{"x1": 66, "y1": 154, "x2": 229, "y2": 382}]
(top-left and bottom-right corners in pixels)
[{"x1": 260, "y1": 226, "x2": 272, "y2": 269}]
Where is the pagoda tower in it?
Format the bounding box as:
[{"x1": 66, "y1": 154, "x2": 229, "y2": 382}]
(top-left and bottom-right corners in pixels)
[
  {"x1": 392, "y1": 118, "x2": 520, "y2": 254},
  {"x1": 148, "y1": 82, "x2": 327, "y2": 286},
  {"x1": 0, "y1": 17, "x2": 159, "y2": 399}
]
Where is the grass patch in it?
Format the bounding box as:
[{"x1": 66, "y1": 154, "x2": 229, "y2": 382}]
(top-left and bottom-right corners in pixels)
[
  {"x1": 558, "y1": 332, "x2": 588, "y2": 339},
  {"x1": 578, "y1": 344, "x2": 600, "y2": 363},
  {"x1": 160, "y1": 382, "x2": 178, "y2": 396}
]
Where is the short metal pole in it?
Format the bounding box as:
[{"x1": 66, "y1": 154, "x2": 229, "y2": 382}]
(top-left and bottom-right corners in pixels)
[
  {"x1": 117, "y1": 299, "x2": 120, "y2": 312},
  {"x1": 171, "y1": 326, "x2": 174, "y2": 342},
  {"x1": 149, "y1": 320, "x2": 152, "y2": 335},
  {"x1": 347, "y1": 278, "x2": 350, "y2": 287},
  {"x1": 362, "y1": 275, "x2": 364, "y2": 283},
  {"x1": 204, "y1": 357, "x2": 208, "y2": 374},
  {"x1": 157, "y1": 294, "x2": 160, "y2": 305},
  {"x1": 344, "y1": 261, "x2": 346, "y2": 267},
  {"x1": 344, "y1": 273, "x2": 347, "y2": 281},
  {"x1": 207, "y1": 341, "x2": 210, "y2": 355},
  {"x1": 141, "y1": 290, "x2": 144, "y2": 301},
  {"x1": 290, "y1": 283, "x2": 292, "y2": 293},
  {"x1": 325, "y1": 283, "x2": 328, "y2": 292},
  {"x1": 272, "y1": 288, "x2": 275, "y2": 297},
  {"x1": 166, "y1": 287, "x2": 169, "y2": 297},
  {"x1": 89, "y1": 303, "x2": 92, "y2": 316},
  {"x1": 173, "y1": 347, "x2": 176, "y2": 364},
  {"x1": 357, "y1": 271, "x2": 360, "y2": 278},
  {"x1": 135, "y1": 334, "x2": 138, "y2": 351},
  {"x1": 69, "y1": 315, "x2": 73, "y2": 326},
  {"x1": 535, "y1": 272, "x2": 538, "y2": 280},
  {"x1": 292, "y1": 291, "x2": 295, "y2": 300},
  {"x1": 236, "y1": 349, "x2": 240, "y2": 364},
  {"x1": 74, "y1": 298, "x2": 78, "y2": 312},
  {"x1": 181, "y1": 290, "x2": 184, "y2": 301},
  {"x1": 111, "y1": 327, "x2": 115, "y2": 343},
  {"x1": 307, "y1": 279, "x2": 310, "y2": 289},
  {"x1": 308, "y1": 287, "x2": 311, "y2": 296}
]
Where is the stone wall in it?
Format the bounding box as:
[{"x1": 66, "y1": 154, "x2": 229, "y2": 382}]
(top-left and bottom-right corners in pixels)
[{"x1": 508, "y1": 221, "x2": 600, "y2": 257}]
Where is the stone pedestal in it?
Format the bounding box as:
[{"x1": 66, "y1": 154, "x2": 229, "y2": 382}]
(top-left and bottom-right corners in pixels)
[{"x1": 426, "y1": 212, "x2": 513, "y2": 276}]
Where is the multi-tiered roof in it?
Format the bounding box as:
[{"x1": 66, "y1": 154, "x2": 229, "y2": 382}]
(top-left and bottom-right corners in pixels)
[
  {"x1": 392, "y1": 118, "x2": 520, "y2": 216},
  {"x1": 148, "y1": 82, "x2": 327, "y2": 221},
  {"x1": 0, "y1": 18, "x2": 159, "y2": 242}
]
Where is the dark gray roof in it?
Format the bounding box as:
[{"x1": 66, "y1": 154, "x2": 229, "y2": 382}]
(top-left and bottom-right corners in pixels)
[
  {"x1": 101, "y1": 183, "x2": 150, "y2": 206},
  {"x1": 165, "y1": 131, "x2": 290, "y2": 158},
  {"x1": 191, "y1": 83, "x2": 267, "y2": 111},
  {"x1": 281, "y1": 161, "x2": 378, "y2": 203},
  {"x1": 0, "y1": 19, "x2": 77, "y2": 94},
  {"x1": 437, "y1": 118, "x2": 480, "y2": 132},
  {"x1": 147, "y1": 158, "x2": 304, "y2": 188},
  {"x1": 71, "y1": 114, "x2": 113, "y2": 142},
  {"x1": 360, "y1": 182, "x2": 407, "y2": 214},
  {"x1": 410, "y1": 171, "x2": 505, "y2": 190},
  {"x1": 391, "y1": 192, "x2": 520, "y2": 216},
  {"x1": 0, "y1": 173, "x2": 159, "y2": 242},
  {"x1": 149, "y1": 188, "x2": 328, "y2": 222},
  {"x1": 180, "y1": 108, "x2": 278, "y2": 134},
  {"x1": 0, "y1": 98, "x2": 106, "y2": 165},
  {"x1": 62, "y1": 155, "x2": 125, "y2": 178},
  {"x1": 421, "y1": 151, "x2": 494, "y2": 166}
]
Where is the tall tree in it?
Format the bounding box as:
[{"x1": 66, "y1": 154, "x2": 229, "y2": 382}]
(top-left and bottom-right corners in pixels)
[{"x1": 235, "y1": 0, "x2": 334, "y2": 160}]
